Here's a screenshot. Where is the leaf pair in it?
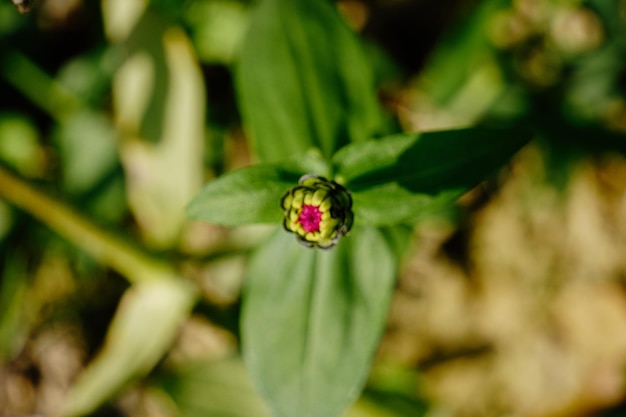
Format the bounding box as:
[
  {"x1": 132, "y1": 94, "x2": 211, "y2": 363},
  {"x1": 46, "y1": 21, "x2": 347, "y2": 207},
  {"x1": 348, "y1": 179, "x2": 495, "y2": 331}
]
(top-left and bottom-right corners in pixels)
[{"x1": 187, "y1": 128, "x2": 529, "y2": 228}]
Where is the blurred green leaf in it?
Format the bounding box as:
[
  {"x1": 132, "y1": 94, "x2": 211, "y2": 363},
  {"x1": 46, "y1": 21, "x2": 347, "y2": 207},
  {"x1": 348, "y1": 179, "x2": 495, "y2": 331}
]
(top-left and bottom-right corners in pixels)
[
  {"x1": 159, "y1": 356, "x2": 270, "y2": 417},
  {"x1": 115, "y1": 27, "x2": 205, "y2": 248},
  {"x1": 418, "y1": 0, "x2": 507, "y2": 105},
  {"x1": 564, "y1": 43, "x2": 625, "y2": 122},
  {"x1": 1, "y1": 51, "x2": 80, "y2": 121},
  {"x1": 117, "y1": 13, "x2": 172, "y2": 144},
  {"x1": 61, "y1": 279, "x2": 197, "y2": 417},
  {"x1": 0, "y1": 1, "x2": 26, "y2": 36},
  {"x1": 333, "y1": 128, "x2": 530, "y2": 225},
  {"x1": 57, "y1": 50, "x2": 119, "y2": 106},
  {"x1": 0, "y1": 114, "x2": 43, "y2": 177},
  {"x1": 242, "y1": 227, "x2": 396, "y2": 417},
  {"x1": 0, "y1": 255, "x2": 30, "y2": 360},
  {"x1": 53, "y1": 111, "x2": 119, "y2": 194},
  {"x1": 0, "y1": 200, "x2": 13, "y2": 242},
  {"x1": 237, "y1": 0, "x2": 384, "y2": 162},
  {"x1": 187, "y1": 153, "x2": 329, "y2": 226},
  {"x1": 350, "y1": 183, "x2": 461, "y2": 227},
  {"x1": 84, "y1": 175, "x2": 128, "y2": 224},
  {"x1": 101, "y1": 0, "x2": 148, "y2": 43},
  {"x1": 345, "y1": 396, "x2": 425, "y2": 417},
  {"x1": 378, "y1": 225, "x2": 413, "y2": 262},
  {"x1": 358, "y1": 363, "x2": 427, "y2": 417},
  {"x1": 185, "y1": 0, "x2": 249, "y2": 64}
]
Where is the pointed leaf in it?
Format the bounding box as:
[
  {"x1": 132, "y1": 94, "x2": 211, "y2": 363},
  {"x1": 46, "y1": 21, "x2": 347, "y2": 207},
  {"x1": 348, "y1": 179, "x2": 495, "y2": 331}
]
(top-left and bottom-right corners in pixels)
[
  {"x1": 333, "y1": 128, "x2": 530, "y2": 225},
  {"x1": 237, "y1": 0, "x2": 384, "y2": 162},
  {"x1": 242, "y1": 227, "x2": 396, "y2": 417},
  {"x1": 187, "y1": 154, "x2": 329, "y2": 226},
  {"x1": 115, "y1": 27, "x2": 206, "y2": 248},
  {"x1": 61, "y1": 279, "x2": 197, "y2": 417}
]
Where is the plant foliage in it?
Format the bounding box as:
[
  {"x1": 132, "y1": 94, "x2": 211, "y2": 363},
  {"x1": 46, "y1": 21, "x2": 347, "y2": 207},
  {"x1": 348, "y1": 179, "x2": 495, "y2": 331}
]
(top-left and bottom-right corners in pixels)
[{"x1": 186, "y1": 0, "x2": 531, "y2": 415}]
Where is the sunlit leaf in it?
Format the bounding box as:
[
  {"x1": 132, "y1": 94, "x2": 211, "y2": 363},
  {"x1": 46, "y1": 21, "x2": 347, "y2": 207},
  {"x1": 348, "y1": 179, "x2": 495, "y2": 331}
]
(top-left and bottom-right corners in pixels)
[
  {"x1": 187, "y1": 153, "x2": 330, "y2": 226},
  {"x1": 237, "y1": 0, "x2": 384, "y2": 162},
  {"x1": 101, "y1": 0, "x2": 148, "y2": 42},
  {"x1": 333, "y1": 128, "x2": 530, "y2": 225},
  {"x1": 187, "y1": 164, "x2": 297, "y2": 226},
  {"x1": 185, "y1": 0, "x2": 250, "y2": 64},
  {"x1": 115, "y1": 26, "x2": 205, "y2": 248},
  {"x1": 61, "y1": 279, "x2": 197, "y2": 417},
  {"x1": 242, "y1": 227, "x2": 396, "y2": 417}
]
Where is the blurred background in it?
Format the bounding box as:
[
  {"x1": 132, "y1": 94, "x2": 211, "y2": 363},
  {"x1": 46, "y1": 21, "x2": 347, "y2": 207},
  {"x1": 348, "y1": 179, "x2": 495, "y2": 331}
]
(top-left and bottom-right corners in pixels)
[{"x1": 1, "y1": 0, "x2": 626, "y2": 416}]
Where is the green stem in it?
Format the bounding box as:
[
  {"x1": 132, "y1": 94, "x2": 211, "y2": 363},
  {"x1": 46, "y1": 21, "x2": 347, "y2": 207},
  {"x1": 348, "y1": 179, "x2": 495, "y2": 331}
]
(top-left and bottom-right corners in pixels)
[
  {"x1": 1, "y1": 51, "x2": 79, "y2": 121},
  {"x1": 0, "y1": 165, "x2": 174, "y2": 283}
]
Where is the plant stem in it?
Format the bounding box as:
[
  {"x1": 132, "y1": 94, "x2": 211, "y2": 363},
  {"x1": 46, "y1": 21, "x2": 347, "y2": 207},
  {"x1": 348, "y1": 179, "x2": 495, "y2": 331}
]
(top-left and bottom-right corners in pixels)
[
  {"x1": 0, "y1": 165, "x2": 174, "y2": 283},
  {"x1": 1, "y1": 51, "x2": 79, "y2": 121}
]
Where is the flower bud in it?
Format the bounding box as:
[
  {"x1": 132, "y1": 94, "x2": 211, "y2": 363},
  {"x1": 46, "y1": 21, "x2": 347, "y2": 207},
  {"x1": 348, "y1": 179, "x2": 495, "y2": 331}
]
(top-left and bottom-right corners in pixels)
[{"x1": 281, "y1": 175, "x2": 353, "y2": 249}]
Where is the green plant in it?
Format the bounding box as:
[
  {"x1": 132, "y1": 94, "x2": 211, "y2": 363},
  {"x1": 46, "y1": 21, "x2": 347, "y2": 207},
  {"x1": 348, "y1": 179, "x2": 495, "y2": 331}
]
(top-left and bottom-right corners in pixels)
[{"x1": 186, "y1": 0, "x2": 530, "y2": 416}]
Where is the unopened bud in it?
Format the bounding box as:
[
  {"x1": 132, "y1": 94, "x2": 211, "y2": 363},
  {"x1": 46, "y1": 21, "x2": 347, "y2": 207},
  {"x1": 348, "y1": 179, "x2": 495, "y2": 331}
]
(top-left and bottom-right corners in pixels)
[{"x1": 281, "y1": 175, "x2": 353, "y2": 249}]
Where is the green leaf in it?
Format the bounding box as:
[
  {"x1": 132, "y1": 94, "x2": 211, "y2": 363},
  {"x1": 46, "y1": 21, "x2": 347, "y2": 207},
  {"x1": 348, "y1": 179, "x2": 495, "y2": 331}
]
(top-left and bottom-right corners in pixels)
[
  {"x1": 0, "y1": 114, "x2": 43, "y2": 178},
  {"x1": 53, "y1": 110, "x2": 119, "y2": 195},
  {"x1": 61, "y1": 279, "x2": 197, "y2": 417},
  {"x1": 237, "y1": 0, "x2": 384, "y2": 162},
  {"x1": 187, "y1": 153, "x2": 329, "y2": 226},
  {"x1": 242, "y1": 227, "x2": 396, "y2": 417},
  {"x1": 417, "y1": 0, "x2": 508, "y2": 105},
  {"x1": 333, "y1": 128, "x2": 530, "y2": 225},
  {"x1": 158, "y1": 357, "x2": 270, "y2": 417},
  {"x1": 0, "y1": 255, "x2": 30, "y2": 360},
  {"x1": 115, "y1": 26, "x2": 206, "y2": 248}
]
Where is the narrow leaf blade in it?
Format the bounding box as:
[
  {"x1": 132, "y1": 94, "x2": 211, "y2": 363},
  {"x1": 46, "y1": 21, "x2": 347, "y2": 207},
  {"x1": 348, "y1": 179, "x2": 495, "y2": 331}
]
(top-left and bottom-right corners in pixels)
[
  {"x1": 242, "y1": 228, "x2": 396, "y2": 417},
  {"x1": 334, "y1": 128, "x2": 531, "y2": 225}
]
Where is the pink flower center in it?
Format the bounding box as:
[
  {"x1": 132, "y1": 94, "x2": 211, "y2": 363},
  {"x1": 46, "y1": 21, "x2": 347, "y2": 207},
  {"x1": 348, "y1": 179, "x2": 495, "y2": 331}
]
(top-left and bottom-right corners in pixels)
[{"x1": 298, "y1": 204, "x2": 322, "y2": 233}]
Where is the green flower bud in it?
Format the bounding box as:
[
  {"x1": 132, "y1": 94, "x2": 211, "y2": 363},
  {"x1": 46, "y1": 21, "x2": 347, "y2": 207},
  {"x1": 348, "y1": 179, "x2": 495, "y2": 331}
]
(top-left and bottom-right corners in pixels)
[{"x1": 281, "y1": 174, "x2": 353, "y2": 249}]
